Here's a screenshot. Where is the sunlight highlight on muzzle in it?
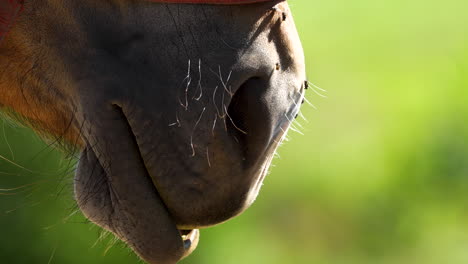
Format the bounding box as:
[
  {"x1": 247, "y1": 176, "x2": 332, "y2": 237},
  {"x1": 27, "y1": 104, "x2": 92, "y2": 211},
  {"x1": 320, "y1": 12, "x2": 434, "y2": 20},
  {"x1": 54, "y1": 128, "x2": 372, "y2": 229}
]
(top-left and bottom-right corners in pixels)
[{"x1": 0, "y1": 0, "x2": 275, "y2": 43}]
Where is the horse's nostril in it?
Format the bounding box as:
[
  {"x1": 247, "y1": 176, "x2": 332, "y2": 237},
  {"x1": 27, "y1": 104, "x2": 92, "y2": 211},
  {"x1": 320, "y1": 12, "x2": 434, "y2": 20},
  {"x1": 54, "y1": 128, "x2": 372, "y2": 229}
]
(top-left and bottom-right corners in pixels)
[
  {"x1": 226, "y1": 78, "x2": 255, "y2": 150},
  {"x1": 227, "y1": 77, "x2": 274, "y2": 167}
]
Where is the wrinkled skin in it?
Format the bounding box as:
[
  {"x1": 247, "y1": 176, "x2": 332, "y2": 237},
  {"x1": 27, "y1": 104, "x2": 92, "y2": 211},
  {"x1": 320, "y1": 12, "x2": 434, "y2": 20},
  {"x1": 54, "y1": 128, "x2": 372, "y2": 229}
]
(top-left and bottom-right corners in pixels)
[{"x1": 0, "y1": 0, "x2": 306, "y2": 263}]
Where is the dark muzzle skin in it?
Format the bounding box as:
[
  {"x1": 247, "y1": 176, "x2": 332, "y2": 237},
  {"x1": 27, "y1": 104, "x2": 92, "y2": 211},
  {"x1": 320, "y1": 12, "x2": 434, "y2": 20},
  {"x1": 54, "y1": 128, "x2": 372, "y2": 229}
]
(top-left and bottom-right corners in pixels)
[{"x1": 0, "y1": 0, "x2": 305, "y2": 263}]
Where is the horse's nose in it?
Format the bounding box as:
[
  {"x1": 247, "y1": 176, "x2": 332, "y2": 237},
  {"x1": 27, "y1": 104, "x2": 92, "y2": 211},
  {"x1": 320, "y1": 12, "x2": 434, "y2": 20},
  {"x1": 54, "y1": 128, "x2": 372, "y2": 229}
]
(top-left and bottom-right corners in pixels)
[{"x1": 227, "y1": 2, "x2": 306, "y2": 169}]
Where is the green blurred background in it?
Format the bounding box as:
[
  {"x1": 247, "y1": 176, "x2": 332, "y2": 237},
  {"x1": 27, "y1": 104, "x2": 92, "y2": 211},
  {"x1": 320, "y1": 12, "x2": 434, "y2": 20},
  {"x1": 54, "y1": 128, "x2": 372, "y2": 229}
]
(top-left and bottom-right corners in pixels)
[{"x1": 2, "y1": 0, "x2": 468, "y2": 263}]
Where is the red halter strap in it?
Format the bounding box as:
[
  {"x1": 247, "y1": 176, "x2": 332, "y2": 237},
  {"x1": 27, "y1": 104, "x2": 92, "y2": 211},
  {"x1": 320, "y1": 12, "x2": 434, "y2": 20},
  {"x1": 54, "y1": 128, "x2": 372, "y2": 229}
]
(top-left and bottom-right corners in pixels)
[
  {"x1": 0, "y1": 0, "x2": 23, "y2": 41},
  {"x1": 0, "y1": 0, "x2": 273, "y2": 43},
  {"x1": 147, "y1": 0, "x2": 272, "y2": 3}
]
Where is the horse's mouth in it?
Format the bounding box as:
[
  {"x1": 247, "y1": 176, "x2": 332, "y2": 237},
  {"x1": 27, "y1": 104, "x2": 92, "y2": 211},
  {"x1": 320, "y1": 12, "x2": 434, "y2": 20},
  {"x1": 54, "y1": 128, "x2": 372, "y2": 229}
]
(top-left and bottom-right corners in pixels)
[{"x1": 73, "y1": 72, "x2": 306, "y2": 263}]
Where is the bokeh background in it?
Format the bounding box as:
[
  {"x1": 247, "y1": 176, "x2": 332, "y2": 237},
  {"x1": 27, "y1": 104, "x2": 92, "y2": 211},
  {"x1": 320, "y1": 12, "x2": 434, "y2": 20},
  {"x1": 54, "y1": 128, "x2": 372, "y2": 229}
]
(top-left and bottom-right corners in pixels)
[{"x1": 2, "y1": 0, "x2": 468, "y2": 263}]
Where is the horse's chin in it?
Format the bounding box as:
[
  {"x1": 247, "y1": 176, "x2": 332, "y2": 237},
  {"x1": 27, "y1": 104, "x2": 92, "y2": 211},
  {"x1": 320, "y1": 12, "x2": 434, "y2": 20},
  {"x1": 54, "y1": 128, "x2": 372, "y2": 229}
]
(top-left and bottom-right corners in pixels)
[
  {"x1": 72, "y1": 99, "x2": 297, "y2": 264},
  {"x1": 74, "y1": 145, "x2": 201, "y2": 263}
]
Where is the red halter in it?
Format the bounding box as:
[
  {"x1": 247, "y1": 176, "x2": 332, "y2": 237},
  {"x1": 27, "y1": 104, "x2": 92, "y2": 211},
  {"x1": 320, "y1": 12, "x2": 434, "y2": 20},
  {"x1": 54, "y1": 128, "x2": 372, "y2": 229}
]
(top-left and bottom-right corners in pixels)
[
  {"x1": 0, "y1": 0, "x2": 22, "y2": 41},
  {"x1": 146, "y1": 0, "x2": 273, "y2": 3},
  {"x1": 0, "y1": 0, "x2": 273, "y2": 42}
]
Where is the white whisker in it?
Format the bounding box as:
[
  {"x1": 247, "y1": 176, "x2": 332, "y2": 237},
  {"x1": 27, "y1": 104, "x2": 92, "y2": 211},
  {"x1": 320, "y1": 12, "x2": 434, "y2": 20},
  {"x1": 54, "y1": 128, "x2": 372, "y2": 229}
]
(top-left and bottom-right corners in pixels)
[
  {"x1": 308, "y1": 81, "x2": 327, "y2": 92},
  {"x1": 194, "y1": 59, "x2": 203, "y2": 101},
  {"x1": 303, "y1": 97, "x2": 317, "y2": 109},
  {"x1": 190, "y1": 107, "x2": 206, "y2": 157},
  {"x1": 224, "y1": 105, "x2": 247, "y2": 135},
  {"x1": 311, "y1": 87, "x2": 327, "y2": 98},
  {"x1": 290, "y1": 124, "x2": 304, "y2": 135},
  {"x1": 212, "y1": 86, "x2": 223, "y2": 117},
  {"x1": 221, "y1": 88, "x2": 226, "y2": 118},
  {"x1": 169, "y1": 112, "x2": 181, "y2": 127},
  {"x1": 179, "y1": 59, "x2": 192, "y2": 110},
  {"x1": 299, "y1": 112, "x2": 309, "y2": 123},
  {"x1": 212, "y1": 114, "x2": 218, "y2": 136},
  {"x1": 293, "y1": 119, "x2": 305, "y2": 130},
  {"x1": 206, "y1": 147, "x2": 211, "y2": 167}
]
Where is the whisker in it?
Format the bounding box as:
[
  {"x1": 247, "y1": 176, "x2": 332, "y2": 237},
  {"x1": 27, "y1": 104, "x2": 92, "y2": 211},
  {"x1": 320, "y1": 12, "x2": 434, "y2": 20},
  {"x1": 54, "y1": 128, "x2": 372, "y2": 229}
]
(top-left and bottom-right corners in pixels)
[
  {"x1": 206, "y1": 147, "x2": 211, "y2": 167},
  {"x1": 223, "y1": 69, "x2": 233, "y2": 96},
  {"x1": 92, "y1": 230, "x2": 111, "y2": 248},
  {"x1": 221, "y1": 88, "x2": 226, "y2": 118},
  {"x1": 104, "y1": 236, "x2": 119, "y2": 256},
  {"x1": 211, "y1": 66, "x2": 234, "y2": 96},
  {"x1": 193, "y1": 59, "x2": 203, "y2": 101},
  {"x1": 289, "y1": 125, "x2": 304, "y2": 136},
  {"x1": 224, "y1": 105, "x2": 247, "y2": 135},
  {"x1": 299, "y1": 112, "x2": 309, "y2": 123},
  {"x1": 0, "y1": 171, "x2": 20, "y2": 176},
  {"x1": 179, "y1": 59, "x2": 192, "y2": 110},
  {"x1": 290, "y1": 128, "x2": 303, "y2": 136},
  {"x1": 303, "y1": 97, "x2": 317, "y2": 109},
  {"x1": 293, "y1": 119, "x2": 305, "y2": 130},
  {"x1": 212, "y1": 114, "x2": 218, "y2": 136},
  {"x1": 62, "y1": 209, "x2": 80, "y2": 223},
  {"x1": 307, "y1": 81, "x2": 327, "y2": 92},
  {"x1": 0, "y1": 154, "x2": 35, "y2": 173},
  {"x1": 190, "y1": 107, "x2": 206, "y2": 157},
  {"x1": 212, "y1": 86, "x2": 223, "y2": 117},
  {"x1": 278, "y1": 126, "x2": 291, "y2": 142},
  {"x1": 169, "y1": 112, "x2": 181, "y2": 127},
  {"x1": 283, "y1": 113, "x2": 304, "y2": 136},
  {"x1": 0, "y1": 185, "x2": 38, "y2": 196},
  {"x1": 46, "y1": 244, "x2": 58, "y2": 264},
  {"x1": 311, "y1": 87, "x2": 327, "y2": 98},
  {"x1": 0, "y1": 180, "x2": 47, "y2": 191}
]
